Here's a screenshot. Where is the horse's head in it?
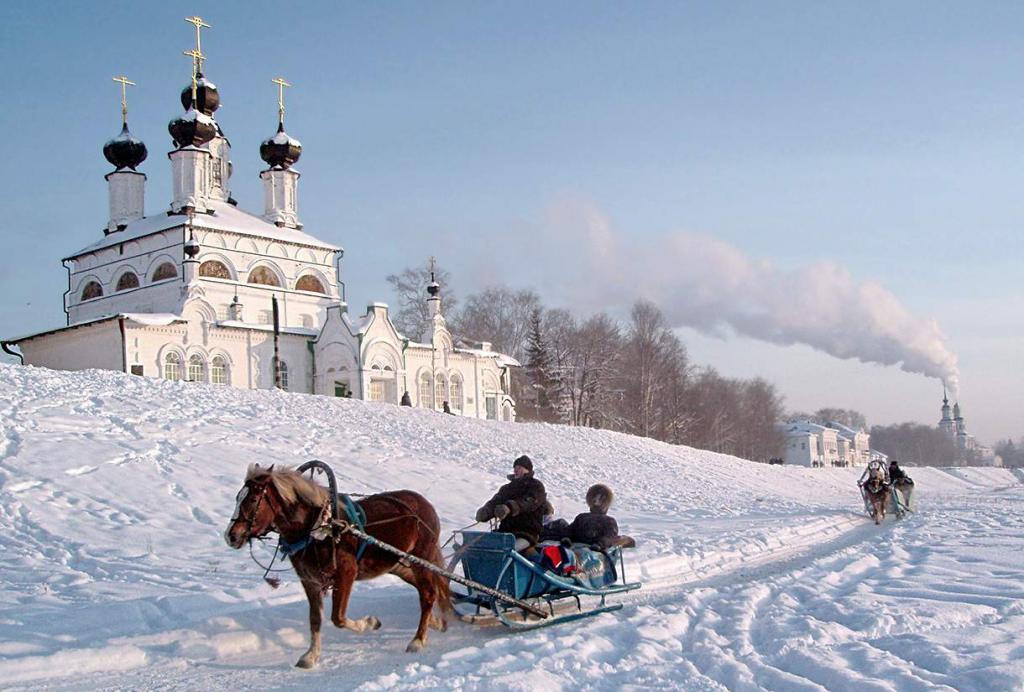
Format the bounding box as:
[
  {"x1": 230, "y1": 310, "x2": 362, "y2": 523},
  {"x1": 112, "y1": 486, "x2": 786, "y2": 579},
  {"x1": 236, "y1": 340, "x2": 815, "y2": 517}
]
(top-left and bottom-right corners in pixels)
[{"x1": 224, "y1": 464, "x2": 279, "y2": 549}]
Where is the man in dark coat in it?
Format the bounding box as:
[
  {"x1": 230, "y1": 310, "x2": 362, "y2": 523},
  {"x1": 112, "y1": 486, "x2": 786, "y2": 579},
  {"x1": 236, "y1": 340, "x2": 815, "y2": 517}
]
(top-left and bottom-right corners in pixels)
[
  {"x1": 889, "y1": 460, "x2": 912, "y2": 484},
  {"x1": 568, "y1": 484, "x2": 623, "y2": 550},
  {"x1": 475, "y1": 455, "x2": 547, "y2": 549}
]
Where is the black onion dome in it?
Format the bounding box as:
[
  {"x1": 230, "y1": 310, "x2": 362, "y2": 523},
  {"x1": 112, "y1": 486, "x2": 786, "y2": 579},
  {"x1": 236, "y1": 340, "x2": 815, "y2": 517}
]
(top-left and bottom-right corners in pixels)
[
  {"x1": 103, "y1": 123, "x2": 148, "y2": 170},
  {"x1": 180, "y1": 73, "x2": 220, "y2": 115},
  {"x1": 169, "y1": 108, "x2": 217, "y2": 148},
  {"x1": 427, "y1": 281, "x2": 440, "y2": 297},
  {"x1": 259, "y1": 123, "x2": 302, "y2": 168}
]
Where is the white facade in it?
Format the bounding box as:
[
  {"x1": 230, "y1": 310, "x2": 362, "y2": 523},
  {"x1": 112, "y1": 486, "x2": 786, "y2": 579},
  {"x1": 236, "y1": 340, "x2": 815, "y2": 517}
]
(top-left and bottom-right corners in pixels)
[
  {"x1": 6, "y1": 61, "x2": 517, "y2": 421},
  {"x1": 778, "y1": 421, "x2": 862, "y2": 468}
]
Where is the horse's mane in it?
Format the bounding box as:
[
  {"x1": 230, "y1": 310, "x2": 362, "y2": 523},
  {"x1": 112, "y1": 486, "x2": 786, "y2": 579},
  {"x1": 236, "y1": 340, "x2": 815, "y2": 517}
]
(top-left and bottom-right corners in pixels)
[{"x1": 246, "y1": 465, "x2": 328, "y2": 508}]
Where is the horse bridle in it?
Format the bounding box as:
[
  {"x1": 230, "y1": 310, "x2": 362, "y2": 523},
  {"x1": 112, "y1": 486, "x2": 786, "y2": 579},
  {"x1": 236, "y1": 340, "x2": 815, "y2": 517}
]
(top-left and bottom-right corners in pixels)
[{"x1": 235, "y1": 480, "x2": 278, "y2": 542}]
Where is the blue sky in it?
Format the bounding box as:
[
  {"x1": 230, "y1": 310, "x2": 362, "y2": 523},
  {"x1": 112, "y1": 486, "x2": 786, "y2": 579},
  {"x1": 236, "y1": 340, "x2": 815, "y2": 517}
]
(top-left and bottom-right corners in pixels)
[{"x1": 1, "y1": 1, "x2": 1021, "y2": 443}]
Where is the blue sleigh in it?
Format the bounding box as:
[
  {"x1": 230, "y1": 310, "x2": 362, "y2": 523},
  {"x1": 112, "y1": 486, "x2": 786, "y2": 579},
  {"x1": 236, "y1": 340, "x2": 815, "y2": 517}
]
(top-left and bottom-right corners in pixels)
[{"x1": 448, "y1": 530, "x2": 642, "y2": 630}]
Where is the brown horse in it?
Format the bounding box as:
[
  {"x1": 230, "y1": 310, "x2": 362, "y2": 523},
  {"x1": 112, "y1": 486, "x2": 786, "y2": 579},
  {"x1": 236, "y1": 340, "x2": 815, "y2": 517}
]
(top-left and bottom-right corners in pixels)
[
  {"x1": 861, "y1": 476, "x2": 891, "y2": 525},
  {"x1": 224, "y1": 464, "x2": 451, "y2": 668}
]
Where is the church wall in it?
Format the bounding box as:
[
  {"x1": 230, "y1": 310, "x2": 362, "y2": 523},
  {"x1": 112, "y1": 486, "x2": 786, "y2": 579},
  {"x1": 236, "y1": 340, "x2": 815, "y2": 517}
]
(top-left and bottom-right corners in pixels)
[
  {"x1": 404, "y1": 346, "x2": 513, "y2": 420},
  {"x1": 123, "y1": 319, "x2": 313, "y2": 393},
  {"x1": 19, "y1": 320, "x2": 125, "y2": 373},
  {"x1": 194, "y1": 230, "x2": 338, "y2": 330},
  {"x1": 68, "y1": 228, "x2": 187, "y2": 324}
]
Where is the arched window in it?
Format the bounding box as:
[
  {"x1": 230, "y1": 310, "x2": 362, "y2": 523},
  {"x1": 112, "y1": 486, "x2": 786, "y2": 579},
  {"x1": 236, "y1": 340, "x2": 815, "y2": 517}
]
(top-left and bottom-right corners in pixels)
[
  {"x1": 247, "y1": 266, "x2": 281, "y2": 287},
  {"x1": 115, "y1": 272, "x2": 139, "y2": 291},
  {"x1": 277, "y1": 360, "x2": 289, "y2": 391},
  {"x1": 300, "y1": 314, "x2": 314, "y2": 328},
  {"x1": 296, "y1": 274, "x2": 326, "y2": 294},
  {"x1": 449, "y1": 376, "x2": 463, "y2": 413},
  {"x1": 211, "y1": 356, "x2": 229, "y2": 385},
  {"x1": 163, "y1": 352, "x2": 182, "y2": 380},
  {"x1": 188, "y1": 354, "x2": 206, "y2": 383},
  {"x1": 81, "y1": 281, "x2": 103, "y2": 301},
  {"x1": 199, "y1": 260, "x2": 231, "y2": 279},
  {"x1": 434, "y1": 374, "x2": 447, "y2": 410},
  {"x1": 152, "y1": 262, "x2": 177, "y2": 281},
  {"x1": 418, "y1": 372, "x2": 431, "y2": 408}
]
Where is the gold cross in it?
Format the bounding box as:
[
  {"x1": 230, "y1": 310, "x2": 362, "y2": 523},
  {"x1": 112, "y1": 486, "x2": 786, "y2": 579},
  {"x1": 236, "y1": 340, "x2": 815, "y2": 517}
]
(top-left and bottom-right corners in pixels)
[
  {"x1": 183, "y1": 49, "x2": 205, "y2": 105},
  {"x1": 272, "y1": 77, "x2": 292, "y2": 126},
  {"x1": 429, "y1": 256, "x2": 437, "y2": 281},
  {"x1": 112, "y1": 75, "x2": 135, "y2": 125},
  {"x1": 184, "y1": 16, "x2": 211, "y2": 69}
]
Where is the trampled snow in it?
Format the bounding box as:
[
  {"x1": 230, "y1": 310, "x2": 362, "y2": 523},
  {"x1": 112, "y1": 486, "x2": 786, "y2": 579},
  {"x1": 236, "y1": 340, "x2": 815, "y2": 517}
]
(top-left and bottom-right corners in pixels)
[{"x1": 0, "y1": 363, "x2": 1021, "y2": 690}]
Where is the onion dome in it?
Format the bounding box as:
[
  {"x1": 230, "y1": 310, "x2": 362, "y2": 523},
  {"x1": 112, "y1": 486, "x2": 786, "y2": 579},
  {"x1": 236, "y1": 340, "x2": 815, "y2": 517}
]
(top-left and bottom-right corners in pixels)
[
  {"x1": 259, "y1": 123, "x2": 302, "y2": 169},
  {"x1": 169, "y1": 108, "x2": 217, "y2": 148},
  {"x1": 180, "y1": 73, "x2": 220, "y2": 115},
  {"x1": 427, "y1": 281, "x2": 440, "y2": 297},
  {"x1": 103, "y1": 123, "x2": 148, "y2": 170},
  {"x1": 184, "y1": 231, "x2": 200, "y2": 258}
]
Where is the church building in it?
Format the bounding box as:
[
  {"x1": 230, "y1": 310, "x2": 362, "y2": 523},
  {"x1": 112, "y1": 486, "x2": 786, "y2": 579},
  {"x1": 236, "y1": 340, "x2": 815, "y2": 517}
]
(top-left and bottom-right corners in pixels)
[{"x1": 2, "y1": 19, "x2": 518, "y2": 422}]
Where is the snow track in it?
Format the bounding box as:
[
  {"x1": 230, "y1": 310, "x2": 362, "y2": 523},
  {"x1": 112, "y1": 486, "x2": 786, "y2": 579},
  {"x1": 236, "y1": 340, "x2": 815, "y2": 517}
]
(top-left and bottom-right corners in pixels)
[{"x1": 0, "y1": 364, "x2": 1022, "y2": 690}]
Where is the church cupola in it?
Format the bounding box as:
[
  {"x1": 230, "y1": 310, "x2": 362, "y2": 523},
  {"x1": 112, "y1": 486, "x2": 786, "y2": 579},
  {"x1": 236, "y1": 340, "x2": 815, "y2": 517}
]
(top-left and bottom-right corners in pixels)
[
  {"x1": 259, "y1": 77, "x2": 303, "y2": 229},
  {"x1": 168, "y1": 17, "x2": 221, "y2": 214},
  {"x1": 422, "y1": 258, "x2": 446, "y2": 343},
  {"x1": 104, "y1": 76, "x2": 147, "y2": 234}
]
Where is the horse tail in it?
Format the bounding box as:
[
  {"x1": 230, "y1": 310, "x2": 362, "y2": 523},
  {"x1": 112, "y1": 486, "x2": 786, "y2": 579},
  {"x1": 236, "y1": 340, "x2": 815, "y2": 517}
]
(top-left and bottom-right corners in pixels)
[{"x1": 430, "y1": 537, "x2": 455, "y2": 617}]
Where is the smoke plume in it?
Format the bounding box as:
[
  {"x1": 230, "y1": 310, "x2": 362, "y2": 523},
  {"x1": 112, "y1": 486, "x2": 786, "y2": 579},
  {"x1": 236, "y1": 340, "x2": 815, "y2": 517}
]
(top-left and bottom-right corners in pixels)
[{"x1": 537, "y1": 200, "x2": 960, "y2": 396}]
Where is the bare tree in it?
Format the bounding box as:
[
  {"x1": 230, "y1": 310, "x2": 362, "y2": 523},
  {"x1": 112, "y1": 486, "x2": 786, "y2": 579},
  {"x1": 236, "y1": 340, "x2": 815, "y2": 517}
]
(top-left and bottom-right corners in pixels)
[
  {"x1": 452, "y1": 286, "x2": 540, "y2": 360},
  {"x1": 385, "y1": 259, "x2": 458, "y2": 340}
]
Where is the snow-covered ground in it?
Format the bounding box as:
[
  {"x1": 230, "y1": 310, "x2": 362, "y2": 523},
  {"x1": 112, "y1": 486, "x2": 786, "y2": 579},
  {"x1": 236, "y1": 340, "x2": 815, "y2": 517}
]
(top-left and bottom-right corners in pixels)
[{"x1": 1, "y1": 363, "x2": 1022, "y2": 691}]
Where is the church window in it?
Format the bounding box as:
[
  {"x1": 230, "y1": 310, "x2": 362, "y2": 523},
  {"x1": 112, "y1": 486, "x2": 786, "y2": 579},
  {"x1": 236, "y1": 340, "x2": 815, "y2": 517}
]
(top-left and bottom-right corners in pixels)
[
  {"x1": 278, "y1": 361, "x2": 289, "y2": 390},
  {"x1": 152, "y1": 262, "x2": 178, "y2": 282},
  {"x1": 258, "y1": 310, "x2": 273, "y2": 325},
  {"x1": 300, "y1": 314, "x2": 314, "y2": 328},
  {"x1": 296, "y1": 275, "x2": 326, "y2": 294},
  {"x1": 163, "y1": 352, "x2": 182, "y2": 380},
  {"x1": 81, "y1": 281, "x2": 103, "y2": 301},
  {"x1": 211, "y1": 356, "x2": 229, "y2": 385},
  {"x1": 449, "y1": 376, "x2": 463, "y2": 412},
  {"x1": 188, "y1": 354, "x2": 206, "y2": 383},
  {"x1": 418, "y1": 373, "x2": 431, "y2": 408},
  {"x1": 115, "y1": 272, "x2": 139, "y2": 291},
  {"x1": 369, "y1": 380, "x2": 385, "y2": 402},
  {"x1": 434, "y1": 374, "x2": 446, "y2": 410},
  {"x1": 199, "y1": 260, "x2": 231, "y2": 279},
  {"x1": 485, "y1": 395, "x2": 497, "y2": 421},
  {"x1": 247, "y1": 266, "x2": 281, "y2": 287}
]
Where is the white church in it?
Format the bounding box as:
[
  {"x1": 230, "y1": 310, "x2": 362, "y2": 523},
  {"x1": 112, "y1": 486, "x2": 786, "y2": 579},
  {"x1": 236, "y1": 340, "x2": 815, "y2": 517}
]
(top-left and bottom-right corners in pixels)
[{"x1": 2, "y1": 22, "x2": 518, "y2": 422}]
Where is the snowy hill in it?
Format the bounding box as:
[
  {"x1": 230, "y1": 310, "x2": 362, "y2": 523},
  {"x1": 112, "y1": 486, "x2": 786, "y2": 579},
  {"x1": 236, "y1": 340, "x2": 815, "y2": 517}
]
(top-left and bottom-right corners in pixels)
[{"x1": 1, "y1": 363, "x2": 1022, "y2": 690}]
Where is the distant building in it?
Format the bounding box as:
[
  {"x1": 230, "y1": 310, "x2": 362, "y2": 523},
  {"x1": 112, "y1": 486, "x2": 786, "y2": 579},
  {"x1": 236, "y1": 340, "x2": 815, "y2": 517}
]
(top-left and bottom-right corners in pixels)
[{"x1": 778, "y1": 420, "x2": 871, "y2": 468}]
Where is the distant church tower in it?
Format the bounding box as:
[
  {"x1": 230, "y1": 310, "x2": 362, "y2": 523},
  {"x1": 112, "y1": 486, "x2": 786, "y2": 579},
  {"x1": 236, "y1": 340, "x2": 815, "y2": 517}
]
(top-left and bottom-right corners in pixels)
[{"x1": 938, "y1": 388, "x2": 955, "y2": 436}]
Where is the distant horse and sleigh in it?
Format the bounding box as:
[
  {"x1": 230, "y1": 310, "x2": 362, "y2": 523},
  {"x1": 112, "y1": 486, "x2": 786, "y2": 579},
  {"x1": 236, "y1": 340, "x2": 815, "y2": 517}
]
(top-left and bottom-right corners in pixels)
[
  {"x1": 223, "y1": 460, "x2": 639, "y2": 668},
  {"x1": 858, "y1": 459, "x2": 914, "y2": 525}
]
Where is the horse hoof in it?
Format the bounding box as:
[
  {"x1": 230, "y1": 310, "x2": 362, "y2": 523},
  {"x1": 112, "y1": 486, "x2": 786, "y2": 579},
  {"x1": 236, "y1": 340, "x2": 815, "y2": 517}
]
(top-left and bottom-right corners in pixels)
[
  {"x1": 296, "y1": 655, "x2": 318, "y2": 669},
  {"x1": 370, "y1": 617, "x2": 382, "y2": 631},
  {"x1": 406, "y1": 639, "x2": 425, "y2": 653}
]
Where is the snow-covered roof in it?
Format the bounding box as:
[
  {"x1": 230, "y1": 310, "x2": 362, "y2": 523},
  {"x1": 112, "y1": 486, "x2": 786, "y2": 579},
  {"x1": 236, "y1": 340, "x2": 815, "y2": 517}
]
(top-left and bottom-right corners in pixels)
[
  {"x1": 6, "y1": 313, "x2": 184, "y2": 343},
  {"x1": 215, "y1": 320, "x2": 319, "y2": 337},
  {"x1": 825, "y1": 421, "x2": 865, "y2": 438},
  {"x1": 67, "y1": 200, "x2": 339, "y2": 259},
  {"x1": 779, "y1": 421, "x2": 835, "y2": 437},
  {"x1": 6, "y1": 313, "x2": 322, "y2": 343}
]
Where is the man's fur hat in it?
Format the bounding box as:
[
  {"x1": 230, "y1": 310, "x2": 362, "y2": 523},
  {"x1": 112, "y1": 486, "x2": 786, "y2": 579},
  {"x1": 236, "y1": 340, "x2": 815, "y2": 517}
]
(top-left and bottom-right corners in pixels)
[{"x1": 586, "y1": 483, "x2": 614, "y2": 514}]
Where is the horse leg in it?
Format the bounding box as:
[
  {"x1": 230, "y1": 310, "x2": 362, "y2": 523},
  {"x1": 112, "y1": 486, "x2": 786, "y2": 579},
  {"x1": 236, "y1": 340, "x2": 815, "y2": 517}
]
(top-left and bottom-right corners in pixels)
[
  {"x1": 296, "y1": 579, "x2": 323, "y2": 669},
  {"x1": 330, "y1": 555, "x2": 382, "y2": 633},
  {"x1": 391, "y1": 564, "x2": 447, "y2": 633},
  {"x1": 405, "y1": 565, "x2": 438, "y2": 653}
]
